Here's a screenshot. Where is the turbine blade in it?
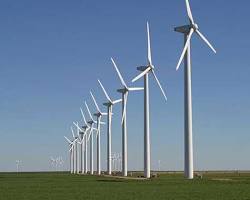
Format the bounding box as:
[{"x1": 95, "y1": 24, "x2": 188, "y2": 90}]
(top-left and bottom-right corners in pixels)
[
  {"x1": 87, "y1": 129, "x2": 91, "y2": 141},
  {"x1": 80, "y1": 108, "x2": 89, "y2": 127},
  {"x1": 132, "y1": 67, "x2": 151, "y2": 82},
  {"x1": 176, "y1": 28, "x2": 194, "y2": 71},
  {"x1": 186, "y1": 0, "x2": 195, "y2": 24},
  {"x1": 85, "y1": 102, "x2": 94, "y2": 121},
  {"x1": 128, "y1": 87, "x2": 144, "y2": 91},
  {"x1": 73, "y1": 138, "x2": 78, "y2": 144},
  {"x1": 121, "y1": 93, "x2": 128, "y2": 124},
  {"x1": 86, "y1": 127, "x2": 90, "y2": 132},
  {"x1": 76, "y1": 122, "x2": 81, "y2": 138},
  {"x1": 73, "y1": 122, "x2": 83, "y2": 132},
  {"x1": 71, "y1": 126, "x2": 75, "y2": 138},
  {"x1": 195, "y1": 30, "x2": 217, "y2": 53},
  {"x1": 90, "y1": 91, "x2": 101, "y2": 113},
  {"x1": 112, "y1": 99, "x2": 122, "y2": 104},
  {"x1": 147, "y1": 22, "x2": 152, "y2": 65},
  {"x1": 111, "y1": 57, "x2": 128, "y2": 88},
  {"x1": 98, "y1": 79, "x2": 112, "y2": 102},
  {"x1": 64, "y1": 136, "x2": 72, "y2": 144},
  {"x1": 152, "y1": 69, "x2": 167, "y2": 101}
]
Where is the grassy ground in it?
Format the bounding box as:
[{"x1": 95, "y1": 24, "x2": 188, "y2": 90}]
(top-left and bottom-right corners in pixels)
[{"x1": 0, "y1": 172, "x2": 250, "y2": 200}]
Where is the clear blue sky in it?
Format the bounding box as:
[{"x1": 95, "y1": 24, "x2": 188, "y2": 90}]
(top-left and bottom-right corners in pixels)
[{"x1": 0, "y1": 0, "x2": 249, "y2": 172}]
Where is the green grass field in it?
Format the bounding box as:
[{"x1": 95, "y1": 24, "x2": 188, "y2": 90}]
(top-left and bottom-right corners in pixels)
[{"x1": 0, "y1": 172, "x2": 250, "y2": 200}]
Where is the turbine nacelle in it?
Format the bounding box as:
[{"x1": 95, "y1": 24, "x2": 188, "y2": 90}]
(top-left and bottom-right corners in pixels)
[
  {"x1": 87, "y1": 120, "x2": 95, "y2": 125},
  {"x1": 117, "y1": 88, "x2": 128, "y2": 94},
  {"x1": 94, "y1": 113, "x2": 101, "y2": 117},
  {"x1": 78, "y1": 126, "x2": 87, "y2": 135},
  {"x1": 137, "y1": 66, "x2": 152, "y2": 72},
  {"x1": 174, "y1": 25, "x2": 192, "y2": 34},
  {"x1": 103, "y1": 102, "x2": 112, "y2": 107},
  {"x1": 174, "y1": 24, "x2": 198, "y2": 34}
]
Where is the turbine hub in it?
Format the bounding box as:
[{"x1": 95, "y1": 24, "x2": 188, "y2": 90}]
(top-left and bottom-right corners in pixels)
[{"x1": 192, "y1": 23, "x2": 199, "y2": 30}]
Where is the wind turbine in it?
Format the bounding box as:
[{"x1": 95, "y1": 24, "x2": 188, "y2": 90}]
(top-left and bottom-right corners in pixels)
[
  {"x1": 74, "y1": 121, "x2": 88, "y2": 174},
  {"x1": 71, "y1": 126, "x2": 79, "y2": 174},
  {"x1": 85, "y1": 101, "x2": 97, "y2": 175},
  {"x1": 80, "y1": 108, "x2": 91, "y2": 174},
  {"x1": 98, "y1": 79, "x2": 122, "y2": 175},
  {"x1": 50, "y1": 157, "x2": 55, "y2": 170},
  {"x1": 111, "y1": 57, "x2": 144, "y2": 176},
  {"x1": 132, "y1": 22, "x2": 167, "y2": 178},
  {"x1": 174, "y1": 0, "x2": 216, "y2": 179},
  {"x1": 16, "y1": 160, "x2": 21, "y2": 173},
  {"x1": 73, "y1": 121, "x2": 86, "y2": 174},
  {"x1": 58, "y1": 157, "x2": 64, "y2": 171},
  {"x1": 80, "y1": 125, "x2": 88, "y2": 174},
  {"x1": 90, "y1": 91, "x2": 107, "y2": 175},
  {"x1": 64, "y1": 136, "x2": 75, "y2": 173},
  {"x1": 74, "y1": 122, "x2": 81, "y2": 173},
  {"x1": 158, "y1": 160, "x2": 161, "y2": 171}
]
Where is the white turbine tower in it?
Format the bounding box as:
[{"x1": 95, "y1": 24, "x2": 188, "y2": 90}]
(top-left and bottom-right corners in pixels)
[
  {"x1": 132, "y1": 22, "x2": 167, "y2": 178},
  {"x1": 111, "y1": 57, "x2": 144, "y2": 177},
  {"x1": 98, "y1": 79, "x2": 122, "y2": 175},
  {"x1": 85, "y1": 101, "x2": 97, "y2": 175},
  {"x1": 90, "y1": 91, "x2": 107, "y2": 175},
  {"x1": 175, "y1": 0, "x2": 216, "y2": 179}
]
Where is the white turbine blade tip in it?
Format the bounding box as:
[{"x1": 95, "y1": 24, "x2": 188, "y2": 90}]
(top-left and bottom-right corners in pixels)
[{"x1": 147, "y1": 21, "x2": 152, "y2": 65}]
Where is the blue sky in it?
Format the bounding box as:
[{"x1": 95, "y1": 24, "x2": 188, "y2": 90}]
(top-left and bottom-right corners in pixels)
[{"x1": 0, "y1": 0, "x2": 249, "y2": 172}]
